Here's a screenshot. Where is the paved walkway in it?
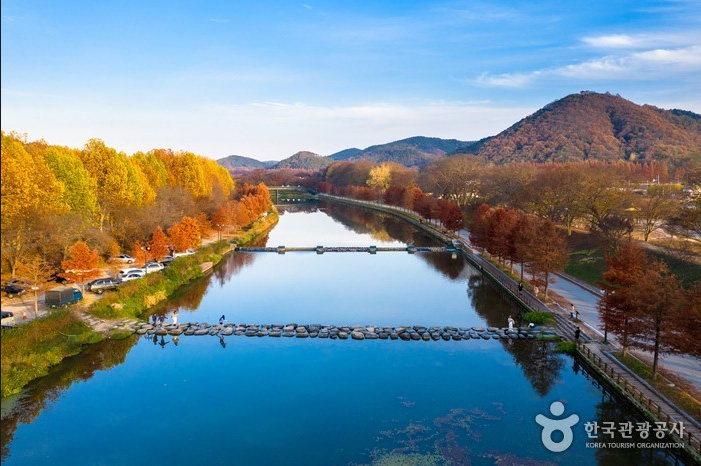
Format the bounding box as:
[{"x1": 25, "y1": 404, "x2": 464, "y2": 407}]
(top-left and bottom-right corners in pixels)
[{"x1": 549, "y1": 274, "x2": 701, "y2": 390}]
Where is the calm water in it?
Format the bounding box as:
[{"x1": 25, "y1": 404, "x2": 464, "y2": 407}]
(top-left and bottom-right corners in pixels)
[{"x1": 1, "y1": 202, "x2": 690, "y2": 465}]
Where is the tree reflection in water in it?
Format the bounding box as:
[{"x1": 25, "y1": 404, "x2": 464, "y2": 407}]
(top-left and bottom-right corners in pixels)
[{"x1": 1, "y1": 337, "x2": 137, "y2": 461}]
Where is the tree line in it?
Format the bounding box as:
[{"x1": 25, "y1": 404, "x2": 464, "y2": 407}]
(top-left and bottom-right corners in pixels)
[
  {"x1": 1, "y1": 131, "x2": 272, "y2": 283},
  {"x1": 600, "y1": 242, "x2": 701, "y2": 377}
]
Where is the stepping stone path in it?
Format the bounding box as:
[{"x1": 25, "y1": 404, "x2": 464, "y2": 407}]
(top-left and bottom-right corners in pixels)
[{"x1": 128, "y1": 322, "x2": 555, "y2": 343}]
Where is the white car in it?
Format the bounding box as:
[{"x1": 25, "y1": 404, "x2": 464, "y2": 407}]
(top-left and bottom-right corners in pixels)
[
  {"x1": 113, "y1": 254, "x2": 135, "y2": 264},
  {"x1": 120, "y1": 271, "x2": 145, "y2": 282},
  {"x1": 143, "y1": 262, "x2": 165, "y2": 274},
  {"x1": 118, "y1": 267, "x2": 144, "y2": 279},
  {"x1": 172, "y1": 249, "x2": 196, "y2": 258}
]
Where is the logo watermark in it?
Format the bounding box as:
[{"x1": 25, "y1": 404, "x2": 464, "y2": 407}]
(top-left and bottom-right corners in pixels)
[
  {"x1": 536, "y1": 402, "x2": 686, "y2": 452},
  {"x1": 535, "y1": 401, "x2": 580, "y2": 452}
]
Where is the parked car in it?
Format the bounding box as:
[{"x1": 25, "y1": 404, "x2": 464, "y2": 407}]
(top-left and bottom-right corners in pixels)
[
  {"x1": 4, "y1": 279, "x2": 32, "y2": 289},
  {"x1": 159, "y1": 257, "x2": 174, "y2": 267},
  {"x1": 172, "y1": 249, "x2": 196, "y2": 258},
  {"x1": 45, "y1": 287, "x2": 83, "y2": 308},
  {"x1": 1, "y1": 311, "x2": 14, "y2": 328},
  {"x1": 86, "y1": 278, "x2": 120, "y2": 294},
  {"x1": 113, "y1": 254, "x2": 136, "y2": 264},
  {"x1": 143, "y1": 262, "x2": 165, "y2": 274},
  {"x1": 118, "y1": 267, "x2": 144, "y2": 279},
  {"x1": 120, "y1": 272, "x2": 145, "y2": 282},
  {"x1": 50, "y1": 272, "x2": 73, "y2": 284},
  {"x1": 2, "y1": 284, "x2": 27, "y2": 298}
]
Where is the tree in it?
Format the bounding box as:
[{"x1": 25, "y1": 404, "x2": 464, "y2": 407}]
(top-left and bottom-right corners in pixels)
[
  {"x1": 17, "y1": 256, "x2": 55, "y2": 318},
  {"x1": 527, "y1": 219, "x2": 568, "y2": 297},
  {"x1": 130, "y1": 241, "x2": 151, "y2": 266},
  {"x1": 420, "y1": 155, "x2": 485, "y2": 206},
  {"x1": 168, "y1": 216, "x2": 201, "y2": 252},
  {"x1": 149, "y1": 226, "x2": 170, "y2": 260},
  {"x1": 510, "y1": 212, "x2": 538, "y2": 282},
  {"x1": 61, "y1": 242, "x2": 101, "y2": 293},
  {"x1": 366, "y1": 164, "x2": 392, "y2": 190},
  {"x1": 599, "y1": 242, "x2": 648, "y2": 354},
  {"x1": 629, "y1": 262, "x2": 685, "y2": 378},
  {"x1": 635, "y1": 184, "x2": 681, "y2": 241}
]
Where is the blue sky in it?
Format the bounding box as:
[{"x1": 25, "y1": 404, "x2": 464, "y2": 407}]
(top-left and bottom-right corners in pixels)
[{"x1": 2, "y1": 0, "x2": 700, "y2": 160}]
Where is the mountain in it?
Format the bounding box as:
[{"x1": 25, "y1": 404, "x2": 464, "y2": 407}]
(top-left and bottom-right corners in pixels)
[
  {"x1": 274, "y1": 151, "x2": 332, "y2": 170},
  {"x1": 463, "y1": 92, "x2": 701, "y2": 164},
  {"x1": 329, "y1": 136, "x2": 472, "y2": 167},
  {"x1": 217, "y1": 155, "x2": 277, "y2": 170}
]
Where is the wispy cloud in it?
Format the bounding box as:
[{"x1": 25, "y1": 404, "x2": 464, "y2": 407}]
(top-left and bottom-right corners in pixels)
[
  {"x1": 302, "y1": 4, "x2": 313, "y2": 11},
  {"x1": 209, "y1": 18, "x2": 231, "y2": 24},
  {"x1": 582, "y1": 32, "x2": 701, "y2": 49},
  {"x1": 476, "y1": 45, "x2": 701, "y2": 87}
]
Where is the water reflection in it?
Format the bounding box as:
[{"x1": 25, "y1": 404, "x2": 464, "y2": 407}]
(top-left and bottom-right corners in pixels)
[{"x1": 1, "y1": 338, "x2": 136, "y2": 461}]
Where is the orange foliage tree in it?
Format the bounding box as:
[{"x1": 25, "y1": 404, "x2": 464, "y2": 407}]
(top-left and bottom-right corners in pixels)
[
  {"x1": 61, "y1": 241, "x2": 101, "y2": 292},
  {"x1": 168, "y1": 216, "x2": 201, "y2": 252},
  {"x1": 149, "y1": 226, "x2": 170, "y2": 260}
]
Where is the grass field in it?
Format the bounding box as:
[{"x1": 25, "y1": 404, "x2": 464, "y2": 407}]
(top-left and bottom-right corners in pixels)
[{"x1": 564, "y1": 230, "x2": 700, "y2": 288}]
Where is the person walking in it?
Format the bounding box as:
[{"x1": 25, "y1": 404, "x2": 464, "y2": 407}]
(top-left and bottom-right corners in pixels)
[
  {"x1": 570, "y1": 304, "x2": 576, "y2": 319},
  {"x1": 574, "y1": 327, "x2": 581, "y2": 342},
  {"x1": 219, "y1": 314, "x2": 226, "y2": 326},
  {"x1": 518, "y1": 282, "x2": 524, "y2": 298},
  {"x1": 508, "y1": 315, "x2": 515, "y2": 331},
  {"x1": 172, "y1": 310, "x2": 178, "y2": 325}
]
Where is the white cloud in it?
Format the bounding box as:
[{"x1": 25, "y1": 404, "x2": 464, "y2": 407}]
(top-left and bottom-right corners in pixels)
[
  {"x1": 582, "y1": 34, "x2": 639, "y2": 48},
  {"x1": 209, "y1": 18, "x2": 231, "y2": 24},
  {"x1": 476, "y1": 45, "x2": 701, "y2": 87}
]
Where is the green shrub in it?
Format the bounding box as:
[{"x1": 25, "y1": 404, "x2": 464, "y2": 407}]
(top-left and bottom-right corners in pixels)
[
  {"x1": 556, "y1": 341, "x2": 576, "y2": 355},
  {"x1": 524, "y1": 311, "x2": 554, "y2": 325}
]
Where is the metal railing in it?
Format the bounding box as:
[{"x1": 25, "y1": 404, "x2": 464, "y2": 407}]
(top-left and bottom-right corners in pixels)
[{"x1": 576, "y1": 341, "x2": 701, "y2": 457}]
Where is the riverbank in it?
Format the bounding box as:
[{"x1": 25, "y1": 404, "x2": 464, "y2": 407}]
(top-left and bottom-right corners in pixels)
[{"x1": 0, "y1": 209, "x2": 279, "y2": 399}]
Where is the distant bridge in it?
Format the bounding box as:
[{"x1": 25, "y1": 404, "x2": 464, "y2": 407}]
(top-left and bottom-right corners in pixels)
[
  {"x1": 267, "y1": 186, "x2": 318, "y2": 204},
  {"x1": 235, "y1": 245, "x2": 458, "y2": 254}
]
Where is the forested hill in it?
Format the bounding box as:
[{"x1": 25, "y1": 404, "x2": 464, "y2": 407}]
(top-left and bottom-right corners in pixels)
[
  {"x1": 217, "y1": 155, "x2": 277, "y2": 170},
  {"x1": 458, "y1": 92, "x2": 701, "y2": 164},
  {"x1": 329, "y1": 136, "x2": 472, "y2": 167},
  {"x1": 274, "y1": 151, "x2": 332, "y2": 170}
]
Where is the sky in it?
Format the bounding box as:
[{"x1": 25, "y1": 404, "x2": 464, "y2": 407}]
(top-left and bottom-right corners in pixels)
[{"x1": 2, "y1": 0, "x2": 700, "y2": 160}]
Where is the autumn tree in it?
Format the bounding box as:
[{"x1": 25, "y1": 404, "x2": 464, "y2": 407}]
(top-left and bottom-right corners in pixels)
[
  {"x1": 17, "y1": 255, "x2": 55, "y2": 318},
  {"x1": 168, "y1": 216, "x2": 201, "y2": 252},
  {"x1": 527, "y1": 219, "x2": 568, "y2": 297},
  {"x1": 61, "y1": 241, "x2": 101, "y2": 292},
  {"x1": 130, "y1": 241, "x2": 151, "y2": 266},
  {"x1": 599, "y1": 242, "x2": 649, "y2": 354},
  {"x1": 635, "y1": 184, "x2": 681, "y2": 241},
  {"x1": 149, "y1": 226, "x2": 170, "y2": 260},
  {"x1": 629, "y1": 262, "x2": 685, "y2": 378}
]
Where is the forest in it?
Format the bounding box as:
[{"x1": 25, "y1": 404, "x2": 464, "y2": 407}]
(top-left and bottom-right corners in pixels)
[{"x1": 1, "y1": 132, "x2": 272, "y2": 281}]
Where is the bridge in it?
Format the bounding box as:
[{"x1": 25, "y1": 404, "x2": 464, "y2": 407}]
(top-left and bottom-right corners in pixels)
[
  {"x1": 235, "y1": 245, "x2": 457, "y2": 254},
  {"x1": 267, "y1": 186, "x2": 318, "y2": 204}
]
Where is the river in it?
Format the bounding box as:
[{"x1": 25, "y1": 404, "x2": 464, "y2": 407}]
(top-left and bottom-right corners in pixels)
[{"x1": 0, "y1": 201, "x2": 691, "y2": 465}]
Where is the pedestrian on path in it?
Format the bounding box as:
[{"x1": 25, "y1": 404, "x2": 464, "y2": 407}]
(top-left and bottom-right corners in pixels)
[
  {"x1": 518, "y1": 282, "x2": 524, "y2": 298},
  {"x1": 172, "y1": 310, "x2": 178, "y2": 325},
  {"x1": 570, "y1": 304, "x2": 576, "y2": 319},
  {"x1": 534, "y1": 285, "x2": 539, "y2": 297},
  {"x1": 574, "y1": 327, "x2": 581, "y2": 341},
  {"x1": 219, "y1": 314, "x2": 226, "y2": 325},
  {"x1": 508, "y1": 315, "x2": 515, "y2": 331}
]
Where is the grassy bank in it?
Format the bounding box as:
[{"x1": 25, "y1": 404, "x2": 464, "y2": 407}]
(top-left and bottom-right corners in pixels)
[
  {"x1": 91, "y1": 209, "x2": 279, "y2": 320},
  {"x1": 564, "y1": 231, "x2": 700, "y2": 289},
  {"x1": 1, "y1": 309, "x2": 103, "y2": 398},
  {"x1": 0, "y1": 209, "x2": 278, "y2": 398},
  {"x1": 613, "y1": 352, "x2": 701, "y2": 423}
]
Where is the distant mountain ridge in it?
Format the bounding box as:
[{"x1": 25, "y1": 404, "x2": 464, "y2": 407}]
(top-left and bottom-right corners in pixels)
[
  {"x1": 328, "y1": 136, "x2": 473, "y2": 167},
  {"x1": 460, "y1": 91, "x2": 701, "y2": 163},
  {"x1": 274, "y1": 151, "x2": 331, "y2": 170},
  {"x1": 217, "y1": 155, "x2": 277, "y2": 170},
  {"x1": 216, "y1": 92, "x2": 701, "y2": 170}
]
